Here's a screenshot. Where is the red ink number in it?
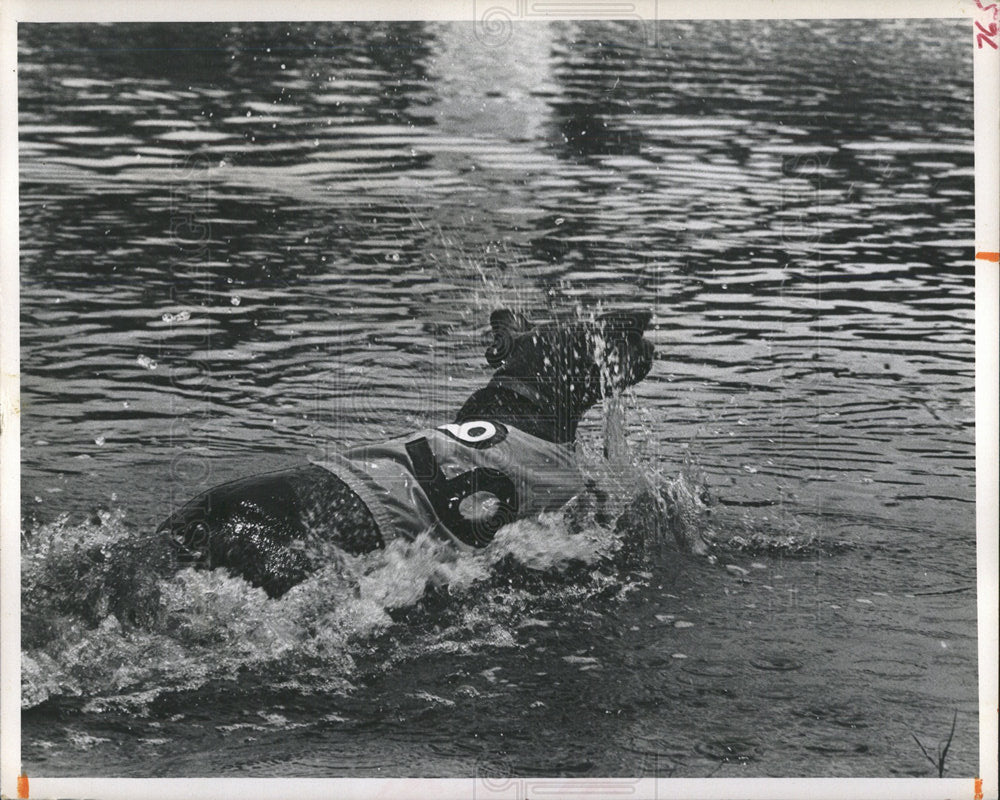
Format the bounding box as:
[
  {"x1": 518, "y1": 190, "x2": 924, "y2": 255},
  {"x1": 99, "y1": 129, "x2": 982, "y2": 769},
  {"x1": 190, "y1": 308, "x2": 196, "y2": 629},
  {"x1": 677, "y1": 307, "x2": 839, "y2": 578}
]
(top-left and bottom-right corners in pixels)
[
  {"x1": 975, "y1": 0, "x2": 998, "y2": 20},
  {"x1": 975, "y1": 0, "x2": 999, "y2": 48},
  {"x1": 976, "y1": 20, "x2": 998, "y2": 48}
]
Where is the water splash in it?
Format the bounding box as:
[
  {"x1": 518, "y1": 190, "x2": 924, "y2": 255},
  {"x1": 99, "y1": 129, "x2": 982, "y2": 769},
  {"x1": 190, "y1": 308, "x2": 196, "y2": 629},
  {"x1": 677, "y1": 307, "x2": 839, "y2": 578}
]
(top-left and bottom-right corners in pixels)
[{"x1": 21, "y1": 451, "x2": 714, "y2": 712}]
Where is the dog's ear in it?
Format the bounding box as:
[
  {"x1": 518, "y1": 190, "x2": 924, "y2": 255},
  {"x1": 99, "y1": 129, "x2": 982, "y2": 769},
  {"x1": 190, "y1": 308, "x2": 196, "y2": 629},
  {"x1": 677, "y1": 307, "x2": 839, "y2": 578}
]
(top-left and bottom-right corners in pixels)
[
  {"x1": 485, "y1": 308, "x2": 532, "y2": 367},
  {"x1": 598, "y1": 310, "x2": 652, "y2": 338}
]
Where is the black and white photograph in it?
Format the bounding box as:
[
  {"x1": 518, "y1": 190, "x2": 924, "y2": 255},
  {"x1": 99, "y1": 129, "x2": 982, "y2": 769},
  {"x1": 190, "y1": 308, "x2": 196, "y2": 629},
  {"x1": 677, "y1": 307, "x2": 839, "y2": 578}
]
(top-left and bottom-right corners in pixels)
[{"x1": 2, "y1": 1, "x2": 997, "y2": 796}]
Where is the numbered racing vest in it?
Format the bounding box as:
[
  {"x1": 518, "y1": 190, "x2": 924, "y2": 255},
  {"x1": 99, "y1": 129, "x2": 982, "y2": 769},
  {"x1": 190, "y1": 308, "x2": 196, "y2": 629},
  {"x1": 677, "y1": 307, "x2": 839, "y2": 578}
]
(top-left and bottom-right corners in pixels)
[{"x1": 313, "y1": 420, "x2": 585, "y2": 547}]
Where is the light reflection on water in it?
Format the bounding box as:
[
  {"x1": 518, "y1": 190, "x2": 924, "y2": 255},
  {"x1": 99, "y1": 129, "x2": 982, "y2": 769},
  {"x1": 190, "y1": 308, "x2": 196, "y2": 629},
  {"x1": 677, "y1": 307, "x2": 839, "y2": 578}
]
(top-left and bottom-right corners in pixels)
[{"x1": 18, "y1": 19, "x2": 977, "y2": 778}]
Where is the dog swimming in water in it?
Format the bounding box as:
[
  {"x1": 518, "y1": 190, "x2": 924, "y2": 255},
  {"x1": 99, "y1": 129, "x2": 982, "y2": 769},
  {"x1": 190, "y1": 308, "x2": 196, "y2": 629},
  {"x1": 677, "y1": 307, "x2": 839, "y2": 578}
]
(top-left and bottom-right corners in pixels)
[{"x1": 158, "y1": 309, "x2": 656, "y2": 598}]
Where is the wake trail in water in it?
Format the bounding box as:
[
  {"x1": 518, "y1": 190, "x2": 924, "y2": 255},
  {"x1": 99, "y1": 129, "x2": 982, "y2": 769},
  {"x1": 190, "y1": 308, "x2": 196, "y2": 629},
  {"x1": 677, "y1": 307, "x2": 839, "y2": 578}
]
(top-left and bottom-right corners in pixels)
[{"x1": 21, "y1": 450, "x2": 715, "y2": 713}]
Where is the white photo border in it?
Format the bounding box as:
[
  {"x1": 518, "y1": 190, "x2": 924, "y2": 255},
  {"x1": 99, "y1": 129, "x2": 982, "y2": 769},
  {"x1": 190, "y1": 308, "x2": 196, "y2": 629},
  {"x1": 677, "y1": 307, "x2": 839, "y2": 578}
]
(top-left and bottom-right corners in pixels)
[{"x1": 1, "y1": 1, "x2": 996, "y2": 798}]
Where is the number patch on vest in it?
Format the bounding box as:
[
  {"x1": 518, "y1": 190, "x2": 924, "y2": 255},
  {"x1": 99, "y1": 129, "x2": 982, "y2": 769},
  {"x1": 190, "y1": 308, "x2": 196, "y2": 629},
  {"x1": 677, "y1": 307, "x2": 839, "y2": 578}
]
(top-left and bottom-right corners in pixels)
[
  {"x1": 437, "y1": 419, "x2": 508, "y2": 449},
  {"x1": 406, "y1": 421, "x2": 517, "y2": 547}
]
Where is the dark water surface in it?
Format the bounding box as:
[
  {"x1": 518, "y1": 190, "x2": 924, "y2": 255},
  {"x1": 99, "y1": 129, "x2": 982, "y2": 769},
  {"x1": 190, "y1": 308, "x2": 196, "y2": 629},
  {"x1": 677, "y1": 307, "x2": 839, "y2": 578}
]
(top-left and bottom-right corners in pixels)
[{"x1": 18, "y1": 20, "x2": 978, "y2": 778}]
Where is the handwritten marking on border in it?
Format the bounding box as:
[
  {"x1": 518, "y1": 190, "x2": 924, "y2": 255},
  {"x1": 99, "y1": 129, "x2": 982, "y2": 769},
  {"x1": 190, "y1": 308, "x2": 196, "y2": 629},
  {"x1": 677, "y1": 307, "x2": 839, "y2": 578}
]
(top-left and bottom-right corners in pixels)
[
  {"x1": 17, "y1": 770, "x2": 29, "y2": 799},
  {"x1": 976, "y1": 251, "x2": 1000, "y2": 262},
  {"x1": 975, "y1": 0, "x2": 999, "y2": 48}
]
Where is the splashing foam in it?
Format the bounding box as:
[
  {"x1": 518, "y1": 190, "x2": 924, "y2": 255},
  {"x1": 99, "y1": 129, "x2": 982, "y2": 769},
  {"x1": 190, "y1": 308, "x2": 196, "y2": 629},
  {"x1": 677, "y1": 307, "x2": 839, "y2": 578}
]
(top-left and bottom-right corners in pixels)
[{"x1": 22, "y1": 452, "x2": 713, "y2": 711}]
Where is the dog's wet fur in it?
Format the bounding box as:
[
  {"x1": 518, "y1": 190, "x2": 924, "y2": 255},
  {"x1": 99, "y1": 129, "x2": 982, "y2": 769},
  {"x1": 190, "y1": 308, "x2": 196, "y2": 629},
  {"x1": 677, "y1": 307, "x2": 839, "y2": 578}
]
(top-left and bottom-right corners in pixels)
[
  {"x1": 459, "y1": 308, "x2": 654, "y2": 443},
  {"x1": 157, "y1": 309, "x2": 655, "y2": 598}
]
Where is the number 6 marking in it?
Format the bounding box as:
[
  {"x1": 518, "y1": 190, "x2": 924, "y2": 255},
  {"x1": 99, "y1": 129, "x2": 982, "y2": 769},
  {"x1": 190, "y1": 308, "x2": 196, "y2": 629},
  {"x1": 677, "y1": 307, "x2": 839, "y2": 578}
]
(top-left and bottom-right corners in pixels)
[
  {"x1": 440, "y1": 420, "x2": 497, "y2": 442},
  {"x1": 437, "y1": 419, "x2": 508, "y2": 449}
]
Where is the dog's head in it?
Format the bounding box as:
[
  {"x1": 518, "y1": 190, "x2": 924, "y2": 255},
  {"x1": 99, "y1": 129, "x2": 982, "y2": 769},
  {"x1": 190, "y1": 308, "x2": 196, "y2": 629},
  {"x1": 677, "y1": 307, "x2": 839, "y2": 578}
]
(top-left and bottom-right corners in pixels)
[{"x1": 483, "y1": 308, "x2": 655, "y2": 410}]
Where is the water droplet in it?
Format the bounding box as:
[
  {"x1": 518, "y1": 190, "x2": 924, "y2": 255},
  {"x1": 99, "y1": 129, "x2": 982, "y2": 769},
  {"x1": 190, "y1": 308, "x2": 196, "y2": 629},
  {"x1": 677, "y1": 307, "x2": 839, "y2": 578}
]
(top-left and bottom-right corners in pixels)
[
  {"x1": 231, "y1": 296, "x2": 241, "y2": 306},
  {"x1": 94, "y1": 436, "x2": 105, "y2": 446}
]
